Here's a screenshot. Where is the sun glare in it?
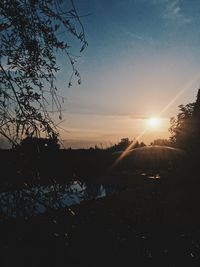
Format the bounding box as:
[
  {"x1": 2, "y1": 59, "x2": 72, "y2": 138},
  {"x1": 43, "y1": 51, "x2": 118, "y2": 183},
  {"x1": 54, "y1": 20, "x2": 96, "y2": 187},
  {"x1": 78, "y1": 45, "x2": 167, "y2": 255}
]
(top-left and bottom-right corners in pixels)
[{"x1": 147, "y1": 117, "x2": 161, "y2": 129}]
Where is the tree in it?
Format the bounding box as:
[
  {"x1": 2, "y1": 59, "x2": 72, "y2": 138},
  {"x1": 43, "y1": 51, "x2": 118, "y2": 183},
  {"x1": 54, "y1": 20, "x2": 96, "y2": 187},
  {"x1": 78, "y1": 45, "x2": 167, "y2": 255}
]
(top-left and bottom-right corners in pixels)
[
  {"x1": 20, "y1": 136, "x2": 60, "y2": 154},
  {"x1": 0, "y1": 0, "x2": 87, "y2": 147},
  {"x1": 106, "y1": 138, "x2": 146, "y2": 152},
  {"x1": 169, "y1": 89, "x2": 200, "y2": 153},
  {"x1": 150, "y1": 139, "x2": 172, "y2": 146}
]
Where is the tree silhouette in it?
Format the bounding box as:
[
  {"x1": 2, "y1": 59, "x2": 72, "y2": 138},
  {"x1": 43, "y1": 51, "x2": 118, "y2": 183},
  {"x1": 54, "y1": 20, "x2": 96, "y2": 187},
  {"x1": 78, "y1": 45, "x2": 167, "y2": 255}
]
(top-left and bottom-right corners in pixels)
[
  {"x1": 150, "y1": 139, "x2": 172, "y2": 146},
  {"x1": 169, "y1": 89, "x2": 200, "y2": 154},
  {"x1": 20, "y1": 136, "x2": 60, "y2": 154},
  {"x1": 0, "y1": 0, "x2": 87, "y2": 147},
  {"x1": 107, "y1": 138, "x2": 145, "y2": 152}
]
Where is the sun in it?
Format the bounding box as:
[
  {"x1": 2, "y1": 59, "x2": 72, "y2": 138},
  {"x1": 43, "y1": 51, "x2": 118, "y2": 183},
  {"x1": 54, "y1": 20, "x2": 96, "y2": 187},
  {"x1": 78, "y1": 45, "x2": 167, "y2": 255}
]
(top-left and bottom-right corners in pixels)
[{"x1": 147, "y1": 117, "x2": 161, "y2": 129}]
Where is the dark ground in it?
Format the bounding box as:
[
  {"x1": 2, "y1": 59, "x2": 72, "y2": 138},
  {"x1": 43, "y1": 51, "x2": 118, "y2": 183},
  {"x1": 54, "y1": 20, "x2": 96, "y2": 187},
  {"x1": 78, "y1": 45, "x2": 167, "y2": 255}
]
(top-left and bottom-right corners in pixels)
[{"x1": 1, "y1": 149, "x2": 200, "y2": 266}]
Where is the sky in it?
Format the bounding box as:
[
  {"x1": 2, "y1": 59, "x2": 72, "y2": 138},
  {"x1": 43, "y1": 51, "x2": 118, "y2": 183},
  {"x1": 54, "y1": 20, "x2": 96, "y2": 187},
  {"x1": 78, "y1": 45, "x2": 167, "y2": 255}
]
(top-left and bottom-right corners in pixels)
[{"x1": 55, "y1": 0, "x2": 200, "y2": 148}]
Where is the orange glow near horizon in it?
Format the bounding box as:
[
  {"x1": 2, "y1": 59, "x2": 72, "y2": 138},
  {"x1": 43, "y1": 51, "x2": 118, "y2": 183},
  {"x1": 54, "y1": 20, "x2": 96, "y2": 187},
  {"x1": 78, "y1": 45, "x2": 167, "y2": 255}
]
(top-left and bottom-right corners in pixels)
[
  {"x1": 111, "y1": 116, "x2": 167, "y2": 168},
  {"x1": 60, "y1": 73, "x2": 200, "y2": 151},
  {"x1": 111, "y1": 128, "x2": 148, "y2": 168},
  {"x1": 146, "y1": 117, "x2": 161, "y2": 129},
  {"x1": 112, "y1": 75, "x2": 200, "y2": 167}
]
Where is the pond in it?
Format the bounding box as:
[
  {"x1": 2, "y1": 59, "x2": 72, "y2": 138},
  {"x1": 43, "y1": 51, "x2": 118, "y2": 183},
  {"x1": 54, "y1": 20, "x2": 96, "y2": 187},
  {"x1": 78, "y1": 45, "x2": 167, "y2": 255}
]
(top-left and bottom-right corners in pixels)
[{"x1": 0, "y1": 180, "x2": 122, "y2": 218}]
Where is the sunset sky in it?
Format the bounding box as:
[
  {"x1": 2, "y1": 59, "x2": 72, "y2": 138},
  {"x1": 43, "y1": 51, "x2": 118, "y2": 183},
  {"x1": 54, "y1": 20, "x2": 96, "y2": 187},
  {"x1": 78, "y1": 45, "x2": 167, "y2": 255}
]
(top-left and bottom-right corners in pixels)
[{"x1": 56, "y1": 0, "x2": 200, "y2": 148}]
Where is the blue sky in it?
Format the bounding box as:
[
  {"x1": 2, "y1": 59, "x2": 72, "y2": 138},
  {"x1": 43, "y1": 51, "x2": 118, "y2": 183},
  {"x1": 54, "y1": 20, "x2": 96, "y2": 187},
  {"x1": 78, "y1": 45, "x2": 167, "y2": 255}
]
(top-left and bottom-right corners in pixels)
[{"x1": 55, "y1": 0, "x2": 200, "y2": 148}]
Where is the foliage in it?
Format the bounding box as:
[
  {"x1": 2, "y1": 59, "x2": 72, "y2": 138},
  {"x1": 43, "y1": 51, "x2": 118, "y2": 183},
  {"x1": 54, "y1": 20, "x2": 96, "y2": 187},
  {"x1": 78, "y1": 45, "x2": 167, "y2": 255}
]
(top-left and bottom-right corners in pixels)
[
  {"x1": 19, "y1": 136, "x2": 60, "y2": 153},
  {"x1": 0, "y1": 0, "x2": 87, "y2": 147},
  {"x1": 150, "y1": 139, "x2": 172, "y2": 146},
  {"x1": 169, "y1": 89, "x2": 200, "y2": 153},
  {"x1": 106, "y1": 137, "x2": 145, "y2": 152}
]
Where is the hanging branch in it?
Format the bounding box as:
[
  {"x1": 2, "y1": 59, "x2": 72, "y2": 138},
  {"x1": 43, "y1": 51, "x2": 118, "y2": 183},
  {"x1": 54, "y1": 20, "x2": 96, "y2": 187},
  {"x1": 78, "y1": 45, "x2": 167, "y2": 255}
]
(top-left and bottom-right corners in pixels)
[{"x1": 0, "y1": 0, "x2": 88, "y2": 146}]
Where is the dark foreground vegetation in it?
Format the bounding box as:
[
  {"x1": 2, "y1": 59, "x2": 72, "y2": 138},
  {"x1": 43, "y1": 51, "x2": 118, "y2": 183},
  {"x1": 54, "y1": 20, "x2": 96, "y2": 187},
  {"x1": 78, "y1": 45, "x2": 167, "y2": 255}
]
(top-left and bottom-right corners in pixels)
[{"x1": 1, "y1": 143, "x2": 200, "y2": 267}]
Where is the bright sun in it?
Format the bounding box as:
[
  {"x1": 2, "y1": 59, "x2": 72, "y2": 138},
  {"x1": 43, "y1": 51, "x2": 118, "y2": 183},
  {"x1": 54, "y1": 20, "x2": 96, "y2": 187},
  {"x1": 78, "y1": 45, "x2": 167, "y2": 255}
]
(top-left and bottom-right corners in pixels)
[{"x1": 147, "y1": 117, "x2": 161, "y2": 128}]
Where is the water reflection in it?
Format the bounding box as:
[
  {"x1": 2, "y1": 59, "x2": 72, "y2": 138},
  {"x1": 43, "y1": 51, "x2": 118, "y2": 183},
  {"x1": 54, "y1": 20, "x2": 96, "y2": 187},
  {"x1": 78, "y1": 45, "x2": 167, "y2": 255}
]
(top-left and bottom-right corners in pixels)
[{"x1": 0, "y1": 181, "x2": 119, "y2": 218}]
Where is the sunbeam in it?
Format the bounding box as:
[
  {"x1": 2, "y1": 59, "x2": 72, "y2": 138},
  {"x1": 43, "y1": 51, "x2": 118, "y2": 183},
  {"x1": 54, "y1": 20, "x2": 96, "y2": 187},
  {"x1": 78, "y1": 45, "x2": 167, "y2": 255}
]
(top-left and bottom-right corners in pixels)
[{"x1": 112, "y1": 73, "x2": 200, "y2": 168}]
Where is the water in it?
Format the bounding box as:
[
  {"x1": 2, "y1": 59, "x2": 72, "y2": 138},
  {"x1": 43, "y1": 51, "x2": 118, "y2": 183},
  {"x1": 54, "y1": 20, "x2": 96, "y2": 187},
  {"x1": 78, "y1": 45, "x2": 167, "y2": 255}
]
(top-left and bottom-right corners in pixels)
[{"x1": 0, "y1": 181, "x2": 119, "y2": 218}]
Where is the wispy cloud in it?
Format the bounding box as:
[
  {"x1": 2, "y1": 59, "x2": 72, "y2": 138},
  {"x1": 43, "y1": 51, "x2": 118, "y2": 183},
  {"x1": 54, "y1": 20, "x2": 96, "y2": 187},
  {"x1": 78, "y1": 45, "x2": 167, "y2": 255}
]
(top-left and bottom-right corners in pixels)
[
  {"x1": 161, "y1": 0, "x2": 191, "y2": 25},
  {"x1": 125, "y1": 31, "x2": 160, "y2": 46},
  {"x1": 129, "y1": 115, "x2": 149, "y2": 120},
  {"x1": 134, "y1": 0, "x2": 191, "y2": 25}
]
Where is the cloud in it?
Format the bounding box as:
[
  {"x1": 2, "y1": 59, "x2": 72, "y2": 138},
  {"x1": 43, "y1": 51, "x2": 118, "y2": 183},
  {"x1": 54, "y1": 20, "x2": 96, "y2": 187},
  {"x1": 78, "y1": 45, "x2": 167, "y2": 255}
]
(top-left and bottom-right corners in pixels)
[
  {"x1": 129, "y1": 115, "x2": 149, "y2": 120},
  {"x1": 161, "y1": 0, "x2": 191, "y2": 25},
  {"x1": 134, "y1": 0, "x2": 191, "y2": 25},
  {"x1": 125, "y1": 31, "x2": 160, "y2": 46}
]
